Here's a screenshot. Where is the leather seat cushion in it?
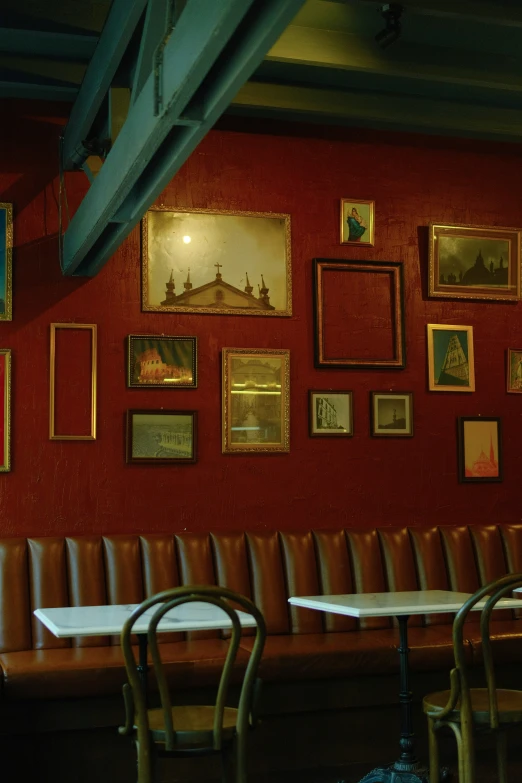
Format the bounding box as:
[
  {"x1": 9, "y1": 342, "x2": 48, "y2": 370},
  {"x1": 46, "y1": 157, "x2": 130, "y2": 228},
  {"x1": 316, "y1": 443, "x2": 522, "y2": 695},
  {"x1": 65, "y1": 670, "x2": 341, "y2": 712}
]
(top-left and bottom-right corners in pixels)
[
  {"x1": 464, "y1": 619, "x2": 522, "y2": 665},
  {"x1": 0, "y1": 639, "x2": 249, "y2": 700}
]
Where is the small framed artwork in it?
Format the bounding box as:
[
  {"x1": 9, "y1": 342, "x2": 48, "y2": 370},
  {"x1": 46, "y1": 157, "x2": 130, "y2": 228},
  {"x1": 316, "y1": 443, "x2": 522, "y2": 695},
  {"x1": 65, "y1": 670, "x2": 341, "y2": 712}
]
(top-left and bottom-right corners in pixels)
[
  {"x1": 340, "y1": 198, "x2": 374, "y2": 246},
  {"x1": 458, "y1": 417, "x2": 502, "y2": 483},
  {"x1": 127, "y1": 335, "x2": 197, "y2": 388},
  {"x1": 0, "y1": 203, "x2": 13, "y2": 321},
  {"x1": 142, "y1": 207, "x2": 292, "y2": 316},
  {"x1": 222, "y1": 348, "x2": 290, "y2": 453},
  {"x1": 0, "y1": 349, "x2": 11, "y2": 472},
  {"x1": 429, "y1": 223, "x2": 521, "y2": 302},
  {"x1": 313, "y1": 258, "x2": 405, "y2": 369},
  {"x1": 309, "y1": 391, "x2": 353, "y2": 437},
  {"x1": 427, "y1": 324, "x2": 475, "y2": 392},
  {"x1": 507, "y1": 349, "x2": 522, "y2": 394},
  {"x1": 370, "y1": 392, "x2": 413, "y2": 437},
  {"x1": 126, "y1": 410, "x2": 197, "y2": 464}
]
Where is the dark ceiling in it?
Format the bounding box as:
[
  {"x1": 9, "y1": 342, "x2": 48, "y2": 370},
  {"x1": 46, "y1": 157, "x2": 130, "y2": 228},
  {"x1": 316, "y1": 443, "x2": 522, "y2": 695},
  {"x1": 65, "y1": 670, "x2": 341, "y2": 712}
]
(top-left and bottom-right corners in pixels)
[{"x1": 1, "y1": 0, "x2": 522, "y2": 141}]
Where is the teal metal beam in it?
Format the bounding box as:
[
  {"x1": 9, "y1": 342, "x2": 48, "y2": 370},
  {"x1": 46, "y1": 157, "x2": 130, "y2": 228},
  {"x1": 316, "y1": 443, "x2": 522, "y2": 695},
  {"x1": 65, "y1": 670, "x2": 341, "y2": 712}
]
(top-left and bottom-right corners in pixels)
[
  {"x1": 130, "y1": 0, "x2": 169, "y2": 105},
  {"x1": 61, "y1": 0, "x2": 149, "y2": 169},
  {"x1": 0, "y1": 29, "x2": 98, "y2": 60},
  {"x1": 61, "y1": 0, "x2": 306, "y2": 277}
]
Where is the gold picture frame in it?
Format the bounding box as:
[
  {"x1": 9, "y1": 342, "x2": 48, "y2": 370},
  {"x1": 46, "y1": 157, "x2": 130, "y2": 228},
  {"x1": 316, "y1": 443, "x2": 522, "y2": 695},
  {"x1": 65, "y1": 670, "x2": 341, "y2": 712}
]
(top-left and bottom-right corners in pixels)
[
  {"x1": 0, "y1": 203, "x2": 13, "y2": 322},
  {"x1": 340, "y1": 198, "x2": 375, "y2": 246},
  {"x1": 429, "y1": 222, "x2": 521, "y2": 302},
  {"x1": 427, "y1": 324, "x2": 475, "y2": 392},
  {"x1": 49, "y1": 323, "x2": 97, "y2": 440},
  {"x1": 142, "y1": 207, "x2": 292, "y2": 316},
  {"x1": 222, "y1": 348, "x2": 290, "y2": 454},
  {"x1": 507, "y1": 348, "x2": 522, "y2": 394},
  {"x1": 0, "y1": 349, "x2": 11, "y2": 472}
]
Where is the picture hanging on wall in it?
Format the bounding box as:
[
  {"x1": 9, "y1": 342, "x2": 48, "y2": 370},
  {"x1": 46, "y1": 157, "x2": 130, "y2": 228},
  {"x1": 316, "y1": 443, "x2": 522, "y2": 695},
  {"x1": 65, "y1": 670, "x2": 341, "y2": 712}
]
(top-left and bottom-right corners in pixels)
[
  {"x1": 309, "y1": 391, "x2": 353, "y2": 437},
  {"x1": 0, "y1": 349, "x2": 11, "y2": 472},
  {"x1": 340, "y1": 198, "x2": 375, "y2": 246},
  {"x1": 506, "y1": 348, "x2": 522, "y2": 394},
  {"x1": 457, "y1": 417, "x2": 502, "y2": 483},
  {"x1": 0, "y1": 203, "x2": 13, "y2": 322},
  {"x1": 429, "y1": 223, "x2": 521, "y2": 302},
  {"x1": 126, "y1": 410, "x2": 197, "y2": 464},
  {"x1": 142, "y1": 207, "x2": 292, "y2": 316},
  {"x1": 127, "y1": 335, "x2": 197, "y2": 388},
  {"x1": 222, "y1": 348, "x2": 290, "y2": 454},
  {"x1": 427, "y1": 324, "x2": 475, "y2": 392},
  {"x1": 370, "y1": 392, "x2": 413, "y2": 437}
]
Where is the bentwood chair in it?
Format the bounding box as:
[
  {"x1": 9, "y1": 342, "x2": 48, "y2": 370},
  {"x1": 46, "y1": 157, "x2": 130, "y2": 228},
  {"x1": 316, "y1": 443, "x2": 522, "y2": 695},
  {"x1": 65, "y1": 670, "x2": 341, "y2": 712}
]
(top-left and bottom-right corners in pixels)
[
  {"x1": 423, "y1": 574, "x2": 522, "y2": 783},
  {"x1": 119, "y1": 585, "x2": 266, "y2": 783}
]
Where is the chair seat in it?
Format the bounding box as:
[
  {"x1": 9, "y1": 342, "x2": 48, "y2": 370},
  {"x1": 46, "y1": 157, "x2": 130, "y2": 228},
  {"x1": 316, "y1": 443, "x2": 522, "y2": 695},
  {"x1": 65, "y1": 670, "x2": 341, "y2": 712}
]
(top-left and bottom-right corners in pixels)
[
  {"x1": 423, "y1": 687, "x2": 522, "y2": 724},
  {"x1": 146, "y1": 705, "x2": 238, "y2": 747}
]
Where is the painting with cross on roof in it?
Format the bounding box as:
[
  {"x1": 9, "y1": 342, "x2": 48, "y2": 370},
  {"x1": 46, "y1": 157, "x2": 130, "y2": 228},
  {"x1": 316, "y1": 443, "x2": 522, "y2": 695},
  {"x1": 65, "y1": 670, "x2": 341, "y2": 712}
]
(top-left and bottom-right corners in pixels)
[{"x1": 141, "y1": 207, "x2": 292, "y2": 316}]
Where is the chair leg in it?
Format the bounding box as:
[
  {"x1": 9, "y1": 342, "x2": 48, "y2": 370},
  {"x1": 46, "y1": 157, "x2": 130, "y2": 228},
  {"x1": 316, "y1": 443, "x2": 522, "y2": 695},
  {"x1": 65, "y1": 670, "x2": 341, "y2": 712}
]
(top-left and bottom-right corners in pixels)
[
  {"x1": 235, "y1": 733, "x2": 248, "y2": 783},
  {"x1": 136, "y1": 739, "x2": 154, "y2": 783},
  {"x1": 496, "y1": 730, "x2": 508, "y2": 783},
  {"x1": 427, "y1": 718, "x2": 440, "y2": 783},
  {"x1": 450, "y1": 720, "x2": 475, "y2": 783},
  {"x1": 221, "y1": 740, "x2": 236, "y2": 783}
]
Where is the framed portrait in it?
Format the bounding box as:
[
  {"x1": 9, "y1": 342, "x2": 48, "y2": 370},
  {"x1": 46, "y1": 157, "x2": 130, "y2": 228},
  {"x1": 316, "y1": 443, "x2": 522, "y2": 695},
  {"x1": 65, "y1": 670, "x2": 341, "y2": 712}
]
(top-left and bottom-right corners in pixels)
[
  {"x1": 0, "y1": 350, "x2": 11, "y2": 472},
  {"x1": 127, "y1": 335, "x2": 197, "y2": 388},
  {"x1": 507, "y1": 349, "x2": 522, "y2": 394},
  {"x1": 313, "y1": 258, "x2": 405, "y2": 369},
  {"x1": 458, "y1": 417, "x2": 502, "y2": 483},
  {"x1": 126, "y1": 410, "x2": 197, "y2": 464},
  {"x1": 427, "y1": 324, "x2": 475, "y2": 392},
  {"x1": 370, "y1": 392, "x2": 413, "y2": 437},
  {"x1": 222, "y1": 348, "x2": 290, "y2": 454},
  {"x1": 429, "y1": 223, "x2": 521, "y2": 302},
  {"x1": 309, "y1": 391, "x2": 353, "y2": 437},
  {"x1": 142, "y1": 207, "x2": 291, "y2": 316},
  {"x1": 340, "y1": 198, "x2": 374, "y2": 246},
  {"x1": 0, "y1": 203, "x2": 13, "y2": 321}
]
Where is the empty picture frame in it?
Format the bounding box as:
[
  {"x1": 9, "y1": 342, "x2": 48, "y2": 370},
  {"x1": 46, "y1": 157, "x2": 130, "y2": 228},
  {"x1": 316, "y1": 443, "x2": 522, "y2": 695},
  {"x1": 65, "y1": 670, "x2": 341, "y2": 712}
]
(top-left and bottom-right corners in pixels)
[
  {"x1": 0, "y1": 349, "x2": 11, "y2": 471},
  {"x1": 49, "y1": 323, "x2": 97, "y2": 440},
  {"x1": 0, "y1": 203, "x2": 13, "y2": 322},
  {"x1": 313, "y1": 258, "x2": 406, "y2": 369}
]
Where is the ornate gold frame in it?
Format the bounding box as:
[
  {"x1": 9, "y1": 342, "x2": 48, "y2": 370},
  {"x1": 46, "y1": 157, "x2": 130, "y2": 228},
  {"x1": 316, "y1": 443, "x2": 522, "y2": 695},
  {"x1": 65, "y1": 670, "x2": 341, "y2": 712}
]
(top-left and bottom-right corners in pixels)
[
  {"x1": 427, "y1": 324, "x2": 475, "y2": 393},
  {"x1": 141, "y1": 206, "x2": 292, "y2": 316},
  {"x1": 0, "y1": 203, "x2": 13, "y2": 322},
  {"x1": 340, "y1": 198, "x2": 375, "y2": 246},
  {"x1": 222, "y1": 348, "x2": 290, "y2": 454},
  {"x1": 0, "y1": 349, "x2": 11, "y2": 472},
  {"x1": 49, "y1": 323, "x2": 97, "y2": 440}
]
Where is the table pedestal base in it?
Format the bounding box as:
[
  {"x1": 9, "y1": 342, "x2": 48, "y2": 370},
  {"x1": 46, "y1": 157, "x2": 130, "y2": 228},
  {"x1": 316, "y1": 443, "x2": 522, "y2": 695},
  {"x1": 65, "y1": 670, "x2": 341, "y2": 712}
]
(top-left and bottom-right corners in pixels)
[{"x1": 357, "y1": 762, "x2": 429, "y2": 783}]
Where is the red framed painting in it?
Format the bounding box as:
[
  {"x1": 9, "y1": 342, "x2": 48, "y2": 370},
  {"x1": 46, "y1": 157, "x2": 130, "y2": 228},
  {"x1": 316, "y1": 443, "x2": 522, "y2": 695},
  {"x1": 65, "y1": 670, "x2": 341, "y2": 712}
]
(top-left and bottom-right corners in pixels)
[{"x1": 0, "y1": 349, "x2": 11, "y2": 471}]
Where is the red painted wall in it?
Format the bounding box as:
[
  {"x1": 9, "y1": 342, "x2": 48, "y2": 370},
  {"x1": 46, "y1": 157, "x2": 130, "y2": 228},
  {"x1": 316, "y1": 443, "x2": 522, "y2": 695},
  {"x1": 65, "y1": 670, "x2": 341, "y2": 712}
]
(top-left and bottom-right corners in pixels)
[{"x1": 1, "y1": 105, "x2": 522, "y2": 537}]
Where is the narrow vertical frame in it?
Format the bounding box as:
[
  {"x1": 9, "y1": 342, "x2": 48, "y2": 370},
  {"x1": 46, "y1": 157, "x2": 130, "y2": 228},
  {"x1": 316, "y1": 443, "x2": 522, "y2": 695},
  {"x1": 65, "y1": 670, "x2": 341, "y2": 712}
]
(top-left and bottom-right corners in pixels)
[
  {"x1": 0, "y1": 203, "x2": 13, "y2": 322},
  {"x1": 49, "y1": 323, "x2": 97, "y2": 440},
  {"x1": 0, "y1": 349, "x2": 11, "y2": 471}
]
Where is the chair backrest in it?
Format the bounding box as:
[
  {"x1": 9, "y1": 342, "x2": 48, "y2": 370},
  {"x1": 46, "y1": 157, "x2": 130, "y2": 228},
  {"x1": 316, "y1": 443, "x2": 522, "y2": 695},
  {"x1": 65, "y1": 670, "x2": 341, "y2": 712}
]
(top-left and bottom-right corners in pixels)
[
  {"x1": 452, "y1": 573, "x2": 522, "y2": 730},
  {"x1": 120, "y1": 585, "x2": 266, "y2": 752}
]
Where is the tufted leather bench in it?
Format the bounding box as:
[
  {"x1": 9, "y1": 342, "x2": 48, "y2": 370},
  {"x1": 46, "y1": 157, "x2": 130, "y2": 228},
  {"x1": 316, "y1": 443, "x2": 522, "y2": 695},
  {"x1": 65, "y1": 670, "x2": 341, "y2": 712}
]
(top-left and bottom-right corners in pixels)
[{"x1": 1, "y1": 524, "x2": 522, "y2": 736}]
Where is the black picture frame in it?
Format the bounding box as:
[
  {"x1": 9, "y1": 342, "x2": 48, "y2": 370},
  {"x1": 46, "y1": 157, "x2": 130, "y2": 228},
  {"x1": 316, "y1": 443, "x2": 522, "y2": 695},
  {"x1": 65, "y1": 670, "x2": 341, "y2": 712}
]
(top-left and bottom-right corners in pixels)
[
  {"x1": 126, "y1": 410, "x2": 197, "y2": 464},
  {"x1": 308, "y1": 390, "x2": 353, "y2": 437},
  {"x1": 127, "y1": 334, "x2": 197, "y2": 388},
  {"x1": 457, "y1": 416, "x2": 502, "y2": 483},
  {"x1": 370, "y1": 392, "x2": 413, "y2": 437}
]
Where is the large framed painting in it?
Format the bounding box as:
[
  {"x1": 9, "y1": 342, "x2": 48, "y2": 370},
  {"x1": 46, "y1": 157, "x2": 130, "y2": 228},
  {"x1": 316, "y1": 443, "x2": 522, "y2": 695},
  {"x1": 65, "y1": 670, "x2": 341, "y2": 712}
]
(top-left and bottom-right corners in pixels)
[
  {"x1": 0, "y1": 349, "x2": 11, "y2": 472},
  {"x1": 127, "y1": 335, "x2": 197, "y2": 388},
  {"x1": 126, "y1": 410, "x2": 197, "y2": 464},
  {"x1": 429, "y1": 223, "x2": 521, "y2": 302},
  {"x1": 507, "y1": 348, "x2": 522, "y2": 394},
  {"x1": 340, "y1": 198, "x2": 375, "y2": 246},
  {"x1": 0, "y1": 204, "x2": 13, "y2": 321},
  {"x1": 309, "y1": 391, "x2": 353, "y2": 437},
  {"x1": 370, "y1": 392, "x2": 413, "y2": 437},
  {"x1": 142, "y1": 207, "x2": 292, "y2": 316},
  {"x1": 458, "y1": 417, "x2": 502, "y2": 483},
  {"x1": 427, "y1": 324, "x2": 475, "y2": 392},
  {"x1": 222, "y1": 348, "x2": 290, "y2": 454},
  {"x1": 313, "y1": 258, "x2": 405, "y2": 369}
]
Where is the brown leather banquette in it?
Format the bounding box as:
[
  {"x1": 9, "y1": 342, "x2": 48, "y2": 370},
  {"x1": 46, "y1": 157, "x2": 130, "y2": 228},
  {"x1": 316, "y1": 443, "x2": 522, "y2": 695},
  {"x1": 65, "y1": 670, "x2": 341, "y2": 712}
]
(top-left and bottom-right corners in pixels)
[{"x1": 1, "y1": 523, "x2": 522, "y2": 711}]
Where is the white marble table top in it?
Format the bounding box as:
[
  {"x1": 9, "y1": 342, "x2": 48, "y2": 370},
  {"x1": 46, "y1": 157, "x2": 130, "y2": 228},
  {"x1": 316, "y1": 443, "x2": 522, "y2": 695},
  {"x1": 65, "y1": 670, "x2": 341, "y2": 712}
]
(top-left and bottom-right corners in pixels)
[
  {"x1": 288, "y1": 589, "x2": 522, "y2": 618},
  {"x1": 34, "y1": 602, "x2": 257, "y2": 638}
]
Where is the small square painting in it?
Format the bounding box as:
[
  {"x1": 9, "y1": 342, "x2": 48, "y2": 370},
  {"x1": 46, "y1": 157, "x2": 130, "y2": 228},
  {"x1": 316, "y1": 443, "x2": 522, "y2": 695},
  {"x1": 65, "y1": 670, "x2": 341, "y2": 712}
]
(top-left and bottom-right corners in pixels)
[
  {"x1": 371, "y1": 392, "x2": 413, "y2": 437},
  {"x1": 340, "y1": 199, "x2": 374, "y2": 246},
  {"x1": 309, "y1": 391, "x2": 353, "y2": 437}
]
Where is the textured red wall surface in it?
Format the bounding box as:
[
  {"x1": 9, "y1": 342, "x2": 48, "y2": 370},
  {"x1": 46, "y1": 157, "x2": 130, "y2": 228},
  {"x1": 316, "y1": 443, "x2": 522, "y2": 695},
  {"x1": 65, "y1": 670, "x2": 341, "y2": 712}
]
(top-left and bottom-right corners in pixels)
[{"x1": 1, "y1": 105, "x2": 522, "y2": 537}]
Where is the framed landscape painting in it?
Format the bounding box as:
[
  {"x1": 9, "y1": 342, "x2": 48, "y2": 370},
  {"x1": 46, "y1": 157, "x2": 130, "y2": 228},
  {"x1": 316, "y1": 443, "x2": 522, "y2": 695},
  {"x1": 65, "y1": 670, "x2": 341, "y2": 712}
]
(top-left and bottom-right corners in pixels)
[
  {"x1": 458, "y1": 417, "x2": 502, "y2": 483},
  {"x1": 0, "y1": 349, "x2": 11, "y2": 472},
  {"x1": 126, "y1": 410, "x2": 197, "y2": 464},
  {"x1": 340, "y1": 198, "x2": 375, "y2": 246},
  {"x1": 507, "y1": 349, "x2": 522, "y2": 393},
  {"x1": 222, "y1": 348, "x2": 290, "y2": 453},
  {"x1": 127, "y1": 335, "x2": 197, "y2": 388},
  {"x1": 309, "y1": 391, "x2": 353, "y2": 437},
  {"x1": 429, "y1": 223, "x2": 521, "y2": 302},
  {"x1": 427, "y1": 324, "x2": 475, "y2": 392},
  {"x1": 0, "y1": 204, "x2": 13, "y2": 321},
  {"x1": 370, "y1": 392, "x2": 413, "y2": 437},
  {"x1": 142, "y1": 207, "x2": 291, "y2": 316}
]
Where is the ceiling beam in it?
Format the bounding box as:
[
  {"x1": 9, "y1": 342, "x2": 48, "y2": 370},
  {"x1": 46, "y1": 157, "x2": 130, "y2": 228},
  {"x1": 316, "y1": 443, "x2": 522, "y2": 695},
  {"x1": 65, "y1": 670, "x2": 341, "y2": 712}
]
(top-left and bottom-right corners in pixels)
[
  {"x1": 61, "y1": 0, "x2": 307, "y2": 277},
  {"x1": 231, "y1": 81, "x2": 522, "y2": 141},
  {"x1": 0, "y1": 80, "x2": 77, "y2": 101},
  {"x1": 0, "y1": 29, "x2": 98, "y2": 60}
]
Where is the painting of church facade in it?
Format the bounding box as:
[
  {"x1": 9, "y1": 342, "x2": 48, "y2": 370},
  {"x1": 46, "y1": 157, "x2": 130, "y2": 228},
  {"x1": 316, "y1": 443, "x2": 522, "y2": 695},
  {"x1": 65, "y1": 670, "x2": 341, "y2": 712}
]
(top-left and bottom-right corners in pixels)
[
  {"x1": 458, "y1": 417, "x2": 502, "y2": 483},
  {"x1": 429, "y1": 223, "x2": 521, "y2": 302},
  {"x1": 427, "y1": 324, "x2": 475, "y2": 392},
  {"x1": 142, "y1": 207, "x2": 291, "y2": 316},
  {"x1": 0, "y1": 204, "x2": 12, "y2": 321}
]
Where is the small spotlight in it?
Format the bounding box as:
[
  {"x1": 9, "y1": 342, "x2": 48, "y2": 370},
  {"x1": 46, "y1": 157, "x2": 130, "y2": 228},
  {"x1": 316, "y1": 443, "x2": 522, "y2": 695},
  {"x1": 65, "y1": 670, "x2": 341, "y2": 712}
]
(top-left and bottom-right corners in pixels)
[
  {"x1": 375, "y1": 3, "x2": 403, "y2": 49},
  {"x1": 182, "y1": 235, "x2": 191, "y2": 244}
]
